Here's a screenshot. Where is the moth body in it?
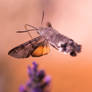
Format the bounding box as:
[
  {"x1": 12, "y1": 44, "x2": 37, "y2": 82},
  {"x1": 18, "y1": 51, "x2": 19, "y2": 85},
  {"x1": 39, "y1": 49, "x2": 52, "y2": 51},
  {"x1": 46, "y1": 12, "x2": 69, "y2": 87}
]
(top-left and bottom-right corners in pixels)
[{"x1": 37, "y1": 25, "x2": 81, "y2": 56}]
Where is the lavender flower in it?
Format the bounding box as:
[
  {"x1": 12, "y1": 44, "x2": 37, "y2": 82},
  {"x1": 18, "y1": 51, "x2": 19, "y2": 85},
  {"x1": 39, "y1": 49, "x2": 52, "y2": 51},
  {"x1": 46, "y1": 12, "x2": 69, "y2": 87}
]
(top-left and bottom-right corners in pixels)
[{"x1": 19, "y1": 62, "x2": 51, "y2": 92}]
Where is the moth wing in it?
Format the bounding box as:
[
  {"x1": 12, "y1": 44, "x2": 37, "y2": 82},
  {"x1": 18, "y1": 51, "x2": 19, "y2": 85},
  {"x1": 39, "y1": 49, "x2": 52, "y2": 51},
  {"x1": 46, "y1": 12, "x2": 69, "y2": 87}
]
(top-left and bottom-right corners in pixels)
[
  {"x1": 8, "y1": 36, "x2": 49, "y2": 58},
  {"x1": 32, "y1": 41, "x2": 50, "y2": 57},
  {"x1": 8, "y1": 43, "x2": 33, "y2": 58}
]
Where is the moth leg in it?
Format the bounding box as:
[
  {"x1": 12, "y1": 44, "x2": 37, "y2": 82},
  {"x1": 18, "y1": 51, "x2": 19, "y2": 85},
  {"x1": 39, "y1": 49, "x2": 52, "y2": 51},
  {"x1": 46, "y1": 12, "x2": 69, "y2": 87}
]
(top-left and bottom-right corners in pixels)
[
  {"x1": 16, "y1": 24, "x2": 39, "y2": 38},
  {"x1": 16, "y1": 29, "x2": 33, "y2": 39},
  {"x1": 24, "y1": 24, "x2": 33, "y2": 39},
  {"x1": 16, "y1": 29, "x2": 34, "y2": 33},
  {"x1": 24, "y1": 24, "x2": 38, "y2": 30},
  {"x1": 25, "y1": 24, "x2": 40, "y2": 38}
]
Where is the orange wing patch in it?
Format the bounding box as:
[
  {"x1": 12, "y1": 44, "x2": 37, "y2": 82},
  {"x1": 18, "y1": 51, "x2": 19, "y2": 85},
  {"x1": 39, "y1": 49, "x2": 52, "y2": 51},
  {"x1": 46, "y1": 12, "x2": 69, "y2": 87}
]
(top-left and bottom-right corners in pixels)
[{"x1": 32, "y1": 45, "x2": 50, "y2": 57}]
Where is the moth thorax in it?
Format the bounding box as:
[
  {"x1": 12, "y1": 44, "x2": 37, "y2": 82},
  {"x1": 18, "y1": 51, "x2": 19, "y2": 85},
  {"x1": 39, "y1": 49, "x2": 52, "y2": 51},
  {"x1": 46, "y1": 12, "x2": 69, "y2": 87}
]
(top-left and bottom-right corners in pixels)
[{"x1": 38, "y1": 27, "x2": 45, "y2": 35}]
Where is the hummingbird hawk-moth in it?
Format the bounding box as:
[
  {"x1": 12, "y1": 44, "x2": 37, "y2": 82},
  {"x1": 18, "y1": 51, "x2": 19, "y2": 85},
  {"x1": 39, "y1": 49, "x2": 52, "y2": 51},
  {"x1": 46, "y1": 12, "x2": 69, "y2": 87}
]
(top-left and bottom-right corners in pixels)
[{"x1": 8, "y1": 22, "x2": 81, "y2": 58}]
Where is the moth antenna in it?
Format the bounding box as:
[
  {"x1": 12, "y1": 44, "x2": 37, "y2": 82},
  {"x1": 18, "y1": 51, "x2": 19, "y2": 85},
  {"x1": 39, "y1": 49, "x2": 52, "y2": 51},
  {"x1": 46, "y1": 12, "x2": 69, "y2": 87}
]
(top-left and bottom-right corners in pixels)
[{"x1": 41, "y1": 10, "x2": 45, "y2": 24}]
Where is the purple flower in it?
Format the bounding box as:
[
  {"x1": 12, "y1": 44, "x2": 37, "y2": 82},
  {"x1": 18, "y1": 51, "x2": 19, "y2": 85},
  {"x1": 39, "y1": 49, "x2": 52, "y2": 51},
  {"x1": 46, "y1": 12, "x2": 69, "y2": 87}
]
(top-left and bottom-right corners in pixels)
[{"x1": 19, "y1": 61, "x2": 51, "y2": 92}]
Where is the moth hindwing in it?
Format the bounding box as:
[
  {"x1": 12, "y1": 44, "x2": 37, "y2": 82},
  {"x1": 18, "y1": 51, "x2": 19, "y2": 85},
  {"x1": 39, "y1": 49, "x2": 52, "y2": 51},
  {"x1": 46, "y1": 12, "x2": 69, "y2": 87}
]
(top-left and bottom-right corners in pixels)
[{"x1": 8, "y1": 36, "x2": 50, "y2": 58}]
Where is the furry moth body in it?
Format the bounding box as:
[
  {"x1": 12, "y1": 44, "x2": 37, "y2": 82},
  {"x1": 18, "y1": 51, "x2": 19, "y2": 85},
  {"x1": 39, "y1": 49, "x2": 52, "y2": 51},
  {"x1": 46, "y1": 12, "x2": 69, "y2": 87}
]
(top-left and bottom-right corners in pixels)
[{"x1": 37, "y1": 23, "x2": 81, "y2": 56}]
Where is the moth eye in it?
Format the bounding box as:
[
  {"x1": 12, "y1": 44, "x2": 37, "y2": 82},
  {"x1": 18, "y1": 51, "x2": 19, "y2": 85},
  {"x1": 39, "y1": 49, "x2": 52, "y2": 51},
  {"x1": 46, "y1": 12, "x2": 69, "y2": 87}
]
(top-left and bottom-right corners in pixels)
[
  {"x1": 70, "y1": 51, "x2": 77, "y2": 56},
  {"x1": 46, "y1": 22, "x2": 52, "y2": 27}
]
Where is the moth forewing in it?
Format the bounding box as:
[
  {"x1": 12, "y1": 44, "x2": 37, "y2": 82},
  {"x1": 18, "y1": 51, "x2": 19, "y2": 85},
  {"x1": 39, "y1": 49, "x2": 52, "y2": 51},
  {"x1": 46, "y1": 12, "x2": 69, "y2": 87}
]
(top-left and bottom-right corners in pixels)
[{"x1": 8, "y1": 36, "x2": 50, "y2": 58}]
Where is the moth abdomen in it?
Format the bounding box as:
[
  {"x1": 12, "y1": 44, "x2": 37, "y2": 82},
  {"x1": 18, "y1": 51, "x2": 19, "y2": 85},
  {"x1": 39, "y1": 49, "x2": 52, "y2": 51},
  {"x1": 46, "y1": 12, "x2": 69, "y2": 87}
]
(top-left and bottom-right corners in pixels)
[{"x1": 70, "y1": 51, "x2": 77, "y2": 56}]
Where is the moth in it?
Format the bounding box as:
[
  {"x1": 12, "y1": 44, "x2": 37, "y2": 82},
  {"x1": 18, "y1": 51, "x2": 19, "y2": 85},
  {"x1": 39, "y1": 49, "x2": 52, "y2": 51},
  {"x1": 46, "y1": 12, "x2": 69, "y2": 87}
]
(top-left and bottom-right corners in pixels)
[{"x1": 8, "y1": 22, "x2": 81, "y2": 58}]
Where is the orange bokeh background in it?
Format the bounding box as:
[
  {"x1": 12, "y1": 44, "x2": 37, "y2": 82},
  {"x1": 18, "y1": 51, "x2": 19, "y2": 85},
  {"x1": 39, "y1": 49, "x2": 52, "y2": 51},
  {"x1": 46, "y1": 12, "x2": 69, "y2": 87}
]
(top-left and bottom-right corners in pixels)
[{"x1": 0, "y1": 0, "x2": 92, "y2": 92}]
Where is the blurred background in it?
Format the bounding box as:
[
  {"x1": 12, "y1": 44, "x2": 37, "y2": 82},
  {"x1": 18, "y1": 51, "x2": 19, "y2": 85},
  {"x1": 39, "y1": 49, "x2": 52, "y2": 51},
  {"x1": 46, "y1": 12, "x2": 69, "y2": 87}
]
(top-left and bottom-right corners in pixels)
[{"x1": 0, "y1": 0, "x2": 92, "y2": 92}]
